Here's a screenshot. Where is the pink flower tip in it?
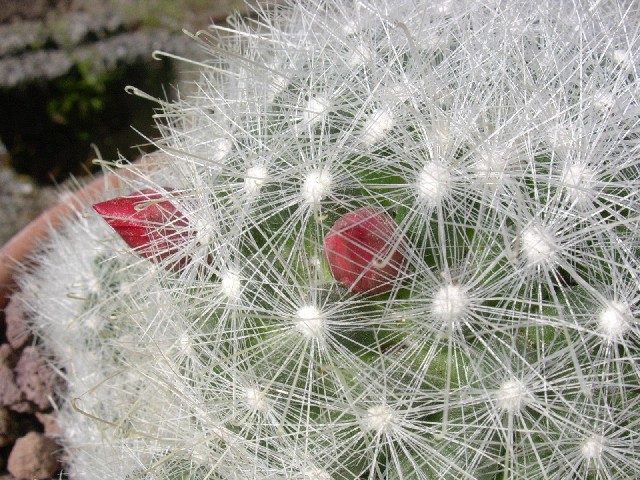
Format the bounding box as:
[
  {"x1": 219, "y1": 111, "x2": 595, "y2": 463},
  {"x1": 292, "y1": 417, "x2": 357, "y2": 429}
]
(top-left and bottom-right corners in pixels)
[
  {"x1": 324, "y1": 207, "x2": 407, "y2": 294},
  {"x1": 93, "y1": 189, "x2": 190, "y2": 267}
]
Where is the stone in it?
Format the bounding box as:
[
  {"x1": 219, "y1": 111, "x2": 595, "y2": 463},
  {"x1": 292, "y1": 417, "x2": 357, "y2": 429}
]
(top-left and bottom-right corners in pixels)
[
  {"x1": 14, "y1": 346, "x2": 63, "y2": 411},
  {"x1": 0, "y1": 343, "x2": 17, "y2": 367},
  {"x1": 0, "y1": 364, "x2": 22, "y2": 406},
  {"x1": 35, "y1": 411, "x2": 61, "y2": 438},
  {"x1": 7, "y1": 432, "x2": 59, "y2": 479},
  {"x1": 4, "y1": 294, "x2": 32, "y2": 350}
]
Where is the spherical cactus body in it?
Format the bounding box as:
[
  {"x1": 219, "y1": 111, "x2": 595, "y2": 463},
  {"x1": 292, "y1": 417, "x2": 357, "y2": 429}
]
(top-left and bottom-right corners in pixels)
[{"x1": 15, "y1": 1, "x2": 640, "y2": 479}]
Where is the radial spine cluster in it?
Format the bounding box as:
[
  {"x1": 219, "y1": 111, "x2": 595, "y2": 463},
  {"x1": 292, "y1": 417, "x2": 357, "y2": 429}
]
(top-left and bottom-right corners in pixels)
[{"x1": 16, "y1": 0, "x2": 640, "y2": 479}]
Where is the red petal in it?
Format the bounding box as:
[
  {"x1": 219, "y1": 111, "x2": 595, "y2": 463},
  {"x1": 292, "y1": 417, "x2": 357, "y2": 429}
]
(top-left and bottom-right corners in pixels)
[
  {"x1": 93, "y1": 189, "x2": 191, "y2": 266},
  {"x1": 324, "y1": 207, "x2": 406, "y2": 294}
]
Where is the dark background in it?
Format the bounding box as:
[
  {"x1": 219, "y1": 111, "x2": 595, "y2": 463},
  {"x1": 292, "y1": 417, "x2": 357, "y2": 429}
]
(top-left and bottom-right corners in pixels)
[{"x1": 0, "y1": 0, "x2": 253, "y2": 245}]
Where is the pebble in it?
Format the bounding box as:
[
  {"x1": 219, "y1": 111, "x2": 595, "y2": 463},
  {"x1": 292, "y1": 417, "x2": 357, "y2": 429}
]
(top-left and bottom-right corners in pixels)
[
  {"x1": 0, "y1": 365, "x2": 22, "y2": 407},
  {"x1": 4, "y1": 295, "x2": 32, "y2": 350},
  {"x1": 7, "y1": 432, "x2": 59, "y2": 480},
  {"x1": 35, "y1": 412, "x2": 61, "y2": 438},
  {"x1": 14, "y1": 346, "x2": 62, "y2": 411},
  {"x1": 0, "y1": 344, "x2": 16, "y2": 367}
]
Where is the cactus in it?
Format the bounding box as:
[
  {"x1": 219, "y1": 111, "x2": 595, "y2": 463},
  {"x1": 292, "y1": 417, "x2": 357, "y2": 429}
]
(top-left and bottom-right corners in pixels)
[{"x1": 16, "y1": 0, "x2": 640, "y2": 478}]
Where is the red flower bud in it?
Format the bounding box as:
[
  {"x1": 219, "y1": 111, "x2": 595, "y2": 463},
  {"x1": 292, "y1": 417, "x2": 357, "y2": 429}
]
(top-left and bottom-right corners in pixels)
[
  {"x1": 324, "y1": 207, "x2": 406, "y2": 294},
  {"x1": 93, "y1": 189, "x2": 190, "y2": 267}
]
